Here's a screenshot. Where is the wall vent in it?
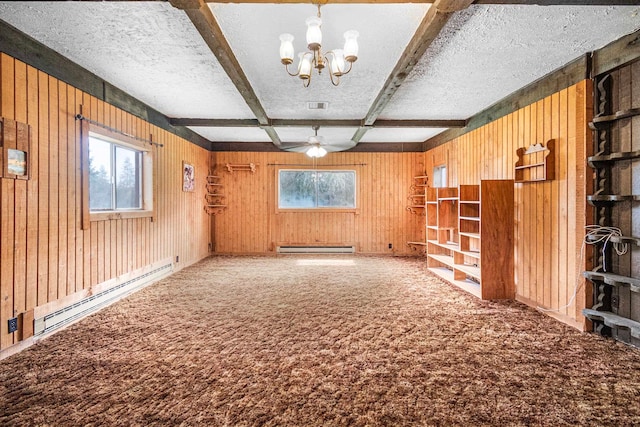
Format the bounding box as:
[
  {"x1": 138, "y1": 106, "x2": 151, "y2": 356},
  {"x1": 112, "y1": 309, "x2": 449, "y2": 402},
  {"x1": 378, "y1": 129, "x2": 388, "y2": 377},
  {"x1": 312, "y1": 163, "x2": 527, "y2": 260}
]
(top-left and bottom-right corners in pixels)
[
  {"x1": 307, "y1": 101, "x2": 329, "y2": 110},
  {"x1": 277, "y1": 245, "x2": 355, "y2": 254},
  {"x1": 34, "y1": 263, "x2": 173, "y2": 336}
]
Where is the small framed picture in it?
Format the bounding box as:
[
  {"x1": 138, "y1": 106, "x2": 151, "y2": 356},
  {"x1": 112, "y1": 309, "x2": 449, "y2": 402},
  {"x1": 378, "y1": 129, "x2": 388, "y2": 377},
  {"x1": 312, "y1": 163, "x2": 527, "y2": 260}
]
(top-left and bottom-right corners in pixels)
[{"x1": 183, "y1": 162, "x2": 195, "y2": 192}]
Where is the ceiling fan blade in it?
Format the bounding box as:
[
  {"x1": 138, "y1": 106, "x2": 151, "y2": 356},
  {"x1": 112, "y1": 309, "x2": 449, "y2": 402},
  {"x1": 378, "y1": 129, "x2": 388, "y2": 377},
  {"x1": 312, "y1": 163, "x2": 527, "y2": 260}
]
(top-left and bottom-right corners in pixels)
[{"x1": 322, "y1": 140, "x2": 357, "y2": 152}]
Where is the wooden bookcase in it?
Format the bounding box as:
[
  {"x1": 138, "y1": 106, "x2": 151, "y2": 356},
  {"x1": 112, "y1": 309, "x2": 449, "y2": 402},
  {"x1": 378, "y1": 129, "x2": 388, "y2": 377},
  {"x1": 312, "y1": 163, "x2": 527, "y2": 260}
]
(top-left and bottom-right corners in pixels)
[{"x1": 426, "y1": 180, "x2": 514, "y2": 300}]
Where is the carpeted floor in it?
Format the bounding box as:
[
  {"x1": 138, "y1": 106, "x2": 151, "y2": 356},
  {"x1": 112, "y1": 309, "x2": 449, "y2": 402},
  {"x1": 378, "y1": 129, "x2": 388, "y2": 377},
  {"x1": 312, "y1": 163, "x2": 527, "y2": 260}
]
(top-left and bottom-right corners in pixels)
[{"x1": 1, "y1": 255, "x2": 639, "y2": 426}]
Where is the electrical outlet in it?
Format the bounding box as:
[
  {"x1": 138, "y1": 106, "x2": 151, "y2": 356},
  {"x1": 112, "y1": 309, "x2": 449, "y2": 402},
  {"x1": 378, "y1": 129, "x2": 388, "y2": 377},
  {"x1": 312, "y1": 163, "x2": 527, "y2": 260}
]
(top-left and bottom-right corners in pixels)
[
  {"x1": 175, "y1": 256, "x2": 179, "y2": 263},
  {"x1": 8, "y1": 317, "x2": 18, "y2": 334},
  {"x1": 388, "y1": 243, "x2": 393, "y2": 249}
]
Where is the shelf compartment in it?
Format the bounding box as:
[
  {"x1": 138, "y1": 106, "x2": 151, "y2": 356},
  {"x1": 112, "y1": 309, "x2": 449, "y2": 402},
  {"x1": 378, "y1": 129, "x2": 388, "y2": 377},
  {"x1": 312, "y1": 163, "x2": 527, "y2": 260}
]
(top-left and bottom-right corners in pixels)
[
  {"x1": 582, "y1": 309, "x2": 640, "y2": 339},
  {"x1": 427, "y1": 267, "x2": 482, "y2": 299}
]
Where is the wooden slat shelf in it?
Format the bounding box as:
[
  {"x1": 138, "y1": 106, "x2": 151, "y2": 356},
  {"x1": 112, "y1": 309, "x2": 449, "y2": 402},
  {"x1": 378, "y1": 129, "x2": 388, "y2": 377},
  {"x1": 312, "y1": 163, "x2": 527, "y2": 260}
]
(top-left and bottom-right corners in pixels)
[
  {"x1": 515, "y1": 162, "x2": 545, "y2": 170},
  {"x1": 587, "y1": 194, "x2": 640, "y2": 203},
  {"x1": 427, "y1": 240, "x2": 458, "y2": 251},
  {"x1": 582, "y1": 309, "x2": 640, "y2": 339},
  {"x1": 407, "y1": 241, "x2": 427, "y2": 246},
  {"x1": 588, "y1": 150, "x2": 640, "y2": 165},
  {"x1": 585, "y1": 234, "x2": 640, "y2": 247},
  {"x1": 459, "y1": 232, "x2": 480, "y2": 239},
  {"x1": 583, "y1": 271, "x2": 640, "y2": 292},
  {"x1": 590, "y1": 107, "x2": 640, "y2": 126}
]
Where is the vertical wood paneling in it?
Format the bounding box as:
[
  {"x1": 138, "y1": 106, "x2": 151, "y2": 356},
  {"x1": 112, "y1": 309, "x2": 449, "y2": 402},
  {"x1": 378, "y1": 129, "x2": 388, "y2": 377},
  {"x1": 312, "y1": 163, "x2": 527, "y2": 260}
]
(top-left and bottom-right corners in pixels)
[
  {"x1": 213, "y1": 151, "x2": 423, "y2": 254},
  {"x1": 424, "y1": 81, "x2": 591, "y2": 328},
  {"x1": 0, "y1": 55, "x2": 211, "y2": 352}
]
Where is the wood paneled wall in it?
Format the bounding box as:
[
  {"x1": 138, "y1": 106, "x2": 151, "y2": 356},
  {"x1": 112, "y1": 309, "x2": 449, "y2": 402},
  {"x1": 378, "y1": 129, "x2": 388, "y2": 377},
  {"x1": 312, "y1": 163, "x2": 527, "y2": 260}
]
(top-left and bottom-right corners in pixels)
[
  {"x1": 0, "y1": 53, "x2": 211, "y2": 351},
  {"x1": 212, "y1": 152, "x2": 424, "y2": 255},
  {"x1": 425, "y1": 80, "x2": 593, "y2": 328}
]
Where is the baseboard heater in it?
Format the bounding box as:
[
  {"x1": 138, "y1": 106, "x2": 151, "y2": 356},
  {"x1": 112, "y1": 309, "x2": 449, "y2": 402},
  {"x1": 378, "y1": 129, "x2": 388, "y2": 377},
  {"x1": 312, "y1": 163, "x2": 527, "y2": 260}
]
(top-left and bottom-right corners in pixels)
[
  {"x1": 34, "y1": 263, "x2": 173, "y2": 336},
  {"x1": 277, "y1": 245, "x2": 355, "y2": 254}
]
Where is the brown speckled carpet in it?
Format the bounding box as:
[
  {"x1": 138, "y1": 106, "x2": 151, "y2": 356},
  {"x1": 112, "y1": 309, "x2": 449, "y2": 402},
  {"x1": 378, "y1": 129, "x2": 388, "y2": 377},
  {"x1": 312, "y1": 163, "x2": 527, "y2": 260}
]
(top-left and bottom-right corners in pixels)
[{"x1": 1, "y1": 255, "x2": 639, "y2": 426}]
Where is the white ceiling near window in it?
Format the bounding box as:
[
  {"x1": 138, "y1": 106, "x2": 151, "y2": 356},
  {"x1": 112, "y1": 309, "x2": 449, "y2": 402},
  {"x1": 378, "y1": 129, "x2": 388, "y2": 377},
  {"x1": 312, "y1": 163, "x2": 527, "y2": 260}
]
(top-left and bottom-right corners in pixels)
[{"x1": 0, "y1": 1, "x2": 638, "y2": 151}]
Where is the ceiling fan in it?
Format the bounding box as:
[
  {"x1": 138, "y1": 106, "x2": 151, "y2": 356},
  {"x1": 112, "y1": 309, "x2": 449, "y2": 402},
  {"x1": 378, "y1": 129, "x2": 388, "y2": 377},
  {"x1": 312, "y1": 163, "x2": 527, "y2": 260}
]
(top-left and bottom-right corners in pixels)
[{"x1": 280, "y1": 126, "x2": 357, "y2": 157}]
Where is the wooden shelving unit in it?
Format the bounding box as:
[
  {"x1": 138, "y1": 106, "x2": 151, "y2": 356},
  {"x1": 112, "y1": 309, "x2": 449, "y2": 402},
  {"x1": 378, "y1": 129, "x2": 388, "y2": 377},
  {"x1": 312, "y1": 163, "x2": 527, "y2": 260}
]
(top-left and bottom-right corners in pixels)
[
  {"x1": 407, "y1": 175, "x2": 428, "y2": 252},
  {"x1": 426, "y1": 180, "x2": 514, "y2": 300}
]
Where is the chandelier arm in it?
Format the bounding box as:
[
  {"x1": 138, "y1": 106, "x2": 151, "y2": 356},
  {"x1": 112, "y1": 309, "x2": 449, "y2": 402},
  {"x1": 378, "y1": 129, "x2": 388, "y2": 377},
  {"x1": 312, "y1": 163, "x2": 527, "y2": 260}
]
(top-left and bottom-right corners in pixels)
[
  {"x1": 284, "y1": 63, "x2": 300, "y2": 77},
  {"x1": 341, "y1": 61, "x2": 354, "y2": 76},
  {"x1": 329, "y1": 70, "x2": 340, "y2": 86},
  {"x1": 303, "y1": 73, "x2": 312, "y2": 88}
]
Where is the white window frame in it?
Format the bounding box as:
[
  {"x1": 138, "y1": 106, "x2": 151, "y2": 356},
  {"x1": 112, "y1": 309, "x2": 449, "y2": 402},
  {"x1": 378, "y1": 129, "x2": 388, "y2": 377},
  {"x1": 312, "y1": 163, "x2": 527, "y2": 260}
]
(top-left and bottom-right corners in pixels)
[{"x1": 87, "y1": 127, "x2": 154, "y2": 221}]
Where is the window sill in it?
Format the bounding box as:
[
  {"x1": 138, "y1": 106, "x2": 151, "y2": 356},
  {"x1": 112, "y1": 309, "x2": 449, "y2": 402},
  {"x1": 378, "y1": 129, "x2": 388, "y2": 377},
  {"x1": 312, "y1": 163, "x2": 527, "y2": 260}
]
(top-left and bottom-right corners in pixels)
[
  {"x1": 276, "y1": 208, "x2": 359, "y2": 214},
  {"x1": 90, "y1": 210, "x2": 154, "y2": 221}
]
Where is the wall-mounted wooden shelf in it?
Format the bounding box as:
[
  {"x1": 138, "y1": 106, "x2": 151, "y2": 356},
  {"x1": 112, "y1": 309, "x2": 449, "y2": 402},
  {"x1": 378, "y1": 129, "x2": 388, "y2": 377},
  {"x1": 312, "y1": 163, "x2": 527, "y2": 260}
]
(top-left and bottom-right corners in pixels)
[
  {"x1": 515, "y1": 140, "x2": 554, "y2": 183},
  {"x1": 226, "y1": 163, "x2": 257, "y2": 173},
  {"x1": 589, "y1": 107, "x2": 640, "y2": 129},
  {"x1": 205, "y1": 174, "x2": 226, "y2": 215}
]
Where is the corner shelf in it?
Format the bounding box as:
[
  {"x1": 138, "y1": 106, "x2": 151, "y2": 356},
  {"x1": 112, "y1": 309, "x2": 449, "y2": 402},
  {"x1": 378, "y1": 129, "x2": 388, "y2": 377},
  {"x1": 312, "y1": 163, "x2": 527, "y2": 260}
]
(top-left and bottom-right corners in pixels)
[
  {"x1": 514, "y1": 140, "x2": 554, "y2": 183},
  {"x1": 425, "y1": 181, "x2": 514, "y2": 300},
  {"x1": 204, "y1": 174, "x2": 227, "y2": 215}
]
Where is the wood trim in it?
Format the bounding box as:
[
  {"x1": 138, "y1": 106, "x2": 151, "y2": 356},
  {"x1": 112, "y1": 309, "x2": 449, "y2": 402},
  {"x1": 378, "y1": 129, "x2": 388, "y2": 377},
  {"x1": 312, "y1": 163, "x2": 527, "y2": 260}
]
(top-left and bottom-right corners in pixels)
[
  {"x1": 592, "y1": 28, "x2": 640, "y2": 77},
  {"x1": 171, "y1": 118, "x2": 467, "y2": 129}
]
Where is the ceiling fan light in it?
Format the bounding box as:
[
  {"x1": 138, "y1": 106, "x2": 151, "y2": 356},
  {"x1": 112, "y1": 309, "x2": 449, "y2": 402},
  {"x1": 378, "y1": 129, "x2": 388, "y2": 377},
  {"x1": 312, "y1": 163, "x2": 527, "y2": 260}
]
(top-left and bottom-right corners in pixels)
[
  {"x1": 306, "y1": 145, "x2": 319, "y2": 157},
  {"x1": 330, "y1": 49, "x2": 346, "y2": 76},
  {"x1": 298, "y1": 53, "x2": 312, "y2": 79},
  {"x1": 343, "y1": 30, "x2": 359, "y2": 62},
  {"x1": 305, "y1": 16, "x2": 322, "y2": 51},
  {"x1": 317, "y1": 147, "x2": 327, "y2": 157},
  {"x1": 279, "y1": 33, "x2": 295, "y2": 65}
]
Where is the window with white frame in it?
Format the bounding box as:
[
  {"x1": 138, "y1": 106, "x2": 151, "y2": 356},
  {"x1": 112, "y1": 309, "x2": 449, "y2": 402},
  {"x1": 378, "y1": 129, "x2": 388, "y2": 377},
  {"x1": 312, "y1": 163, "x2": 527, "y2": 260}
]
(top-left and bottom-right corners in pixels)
[
  {"x1": 89, "y1": 135, "x2": 144, "y2": 211},
  {"x1": 278, "y1": 170, "x2": 356, "y2": 209},
  {"x1": 432, "y1": 164, "x2": 447, "y2": 188}
]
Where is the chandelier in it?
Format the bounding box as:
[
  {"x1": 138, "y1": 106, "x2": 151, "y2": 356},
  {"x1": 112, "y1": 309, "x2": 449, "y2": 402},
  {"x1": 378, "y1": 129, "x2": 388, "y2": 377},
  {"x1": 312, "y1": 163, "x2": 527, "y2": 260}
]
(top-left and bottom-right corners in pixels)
[{"x1": 279, "y1": 5, "x2": 359, "y2": 87}]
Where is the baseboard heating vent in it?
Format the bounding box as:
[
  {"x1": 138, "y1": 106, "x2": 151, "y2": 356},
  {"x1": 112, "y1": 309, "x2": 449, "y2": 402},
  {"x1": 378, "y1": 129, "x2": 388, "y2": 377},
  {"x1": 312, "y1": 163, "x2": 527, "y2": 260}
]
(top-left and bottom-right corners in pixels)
[
  {"x1": 277, "y1": 245, "x2": 355, "y2": 254},
  {"x1": 34, "y1": 263, "x2": 173, "y2": 336}
]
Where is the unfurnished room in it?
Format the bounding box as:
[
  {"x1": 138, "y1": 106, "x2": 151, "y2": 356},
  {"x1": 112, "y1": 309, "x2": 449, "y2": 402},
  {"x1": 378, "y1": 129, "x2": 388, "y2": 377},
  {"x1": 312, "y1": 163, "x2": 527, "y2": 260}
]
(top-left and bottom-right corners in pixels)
[{"x1": 1, "y1": 1, "x2": 640, "y2": 425}]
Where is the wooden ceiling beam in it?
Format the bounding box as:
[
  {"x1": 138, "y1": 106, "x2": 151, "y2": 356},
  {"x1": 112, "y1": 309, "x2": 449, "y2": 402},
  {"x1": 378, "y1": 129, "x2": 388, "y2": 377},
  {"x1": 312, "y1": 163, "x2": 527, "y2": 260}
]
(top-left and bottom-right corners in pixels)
[
  {"x1": 170, "y1": 118, "x2": 466, "y2": 128},
  {"x1": 474, "y1": 1, "x2": 640, "y2": 4},
  {"x1": 169, "y1": 0, "x2": 282, "y2": 145},
  {"x1": 350, "y1": 0, "x2": 474, "y2": 143}
]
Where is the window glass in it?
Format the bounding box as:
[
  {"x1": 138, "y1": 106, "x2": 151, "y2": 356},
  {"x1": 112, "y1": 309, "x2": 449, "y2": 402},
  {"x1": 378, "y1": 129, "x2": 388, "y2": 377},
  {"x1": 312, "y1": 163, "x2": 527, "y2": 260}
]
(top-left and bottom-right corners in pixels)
[
  {"x1": 89, "y1": 136, "x2": 143, "y2": 211},
  {"x1": 433, "y1": 165, "x2": 447, "y2": 188},
  {"x1": 279, "y1": 170, "x2": 356, "y2": 209}
]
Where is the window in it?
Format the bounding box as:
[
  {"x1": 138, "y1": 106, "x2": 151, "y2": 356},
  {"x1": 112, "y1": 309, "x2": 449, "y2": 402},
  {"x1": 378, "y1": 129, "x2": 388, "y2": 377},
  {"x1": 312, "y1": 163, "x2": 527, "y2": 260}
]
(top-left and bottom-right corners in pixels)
[
  {"x1": 89, "y1": 136, "x2": 142, "y2": 211},
  {"x1": 433, "y1": 165, "x2": 447, "y2": 188},
  {"x1": 278, "y1": 170, "x2": 356, "y2": 209}
]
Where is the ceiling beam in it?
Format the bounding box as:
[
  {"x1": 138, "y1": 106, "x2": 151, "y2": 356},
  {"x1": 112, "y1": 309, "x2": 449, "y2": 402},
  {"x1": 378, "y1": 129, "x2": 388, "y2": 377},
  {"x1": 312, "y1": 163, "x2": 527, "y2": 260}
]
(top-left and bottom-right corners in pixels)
[
  {"x1": 170, "y1": 118, "x2": 466, "y2": 128},
  {"x1": 169, "y1": 0, "x2": 282, "y2": 145},
  {"x1": 350, "y1": 0, "x2": 474, "y2": 143}
]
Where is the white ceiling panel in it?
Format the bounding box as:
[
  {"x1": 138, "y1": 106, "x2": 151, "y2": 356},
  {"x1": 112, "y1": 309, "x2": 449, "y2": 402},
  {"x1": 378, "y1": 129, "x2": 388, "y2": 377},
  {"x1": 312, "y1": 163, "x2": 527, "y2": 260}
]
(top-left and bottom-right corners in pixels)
[
  {"x1": 188, "y1": 127, "x2": 271, "y2": 142},
  {"x1": 0, "y1": 1, "x2": 256, "y2": 119},
  {"x1": 275, "y1": 126, "x2": 358, "y2": 144},
  {"x1": 381, "y1": 5, "x2": 640, "y2": 120},
  {"x1": 360, "y1": 128, "x2": 447, "y2": 143},
  {"x1": 211, "y1": 3, "x2": 430, "y2": 120}
]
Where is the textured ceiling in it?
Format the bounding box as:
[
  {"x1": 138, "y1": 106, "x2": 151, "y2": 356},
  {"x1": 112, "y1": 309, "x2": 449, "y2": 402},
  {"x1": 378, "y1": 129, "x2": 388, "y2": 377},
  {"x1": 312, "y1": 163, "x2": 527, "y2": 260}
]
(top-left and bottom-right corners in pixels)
[
  {"x1": 382, "y1": 4, "x2": 640, "y2": 120},
  {"x1": 0, "y1": 2, "x2": 638, "y2": 149}
]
